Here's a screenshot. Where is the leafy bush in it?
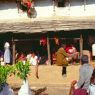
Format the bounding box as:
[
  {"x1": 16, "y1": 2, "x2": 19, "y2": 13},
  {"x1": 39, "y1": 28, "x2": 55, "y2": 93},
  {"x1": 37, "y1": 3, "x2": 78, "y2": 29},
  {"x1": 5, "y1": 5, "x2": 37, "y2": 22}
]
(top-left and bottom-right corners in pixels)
[
  {"x1": 0, "y1": 61, "x2": 31, "y2": 92},
  {"x1": 15, "y1": 61, "x2": 31, "y2": 81},
  {"x1": 0, "y1": 65, "x2": 15, "y2": 92}
]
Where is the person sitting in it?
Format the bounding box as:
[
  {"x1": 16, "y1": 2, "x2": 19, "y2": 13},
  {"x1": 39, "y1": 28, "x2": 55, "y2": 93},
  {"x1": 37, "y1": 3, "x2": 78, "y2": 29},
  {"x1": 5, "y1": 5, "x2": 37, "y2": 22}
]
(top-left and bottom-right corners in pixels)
[
  {"x1": 65, "y1": 44, "x2": 79, "y2": 64},
  {"x1": 55, "y1": 44, "x2": 69, "y2": 77},
  {"x1": 69, "y1": 55, "x2": 94, "y2": 95},
  {"x1": 88, "y1": 68, "x2": 95, "y2": 95}
]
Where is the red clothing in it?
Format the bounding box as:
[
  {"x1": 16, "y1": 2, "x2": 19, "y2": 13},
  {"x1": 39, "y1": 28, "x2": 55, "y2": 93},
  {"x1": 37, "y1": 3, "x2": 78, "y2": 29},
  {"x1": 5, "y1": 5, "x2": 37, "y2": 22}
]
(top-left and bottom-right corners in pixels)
[
  {"x1": 65, "y1": 46, "x2": 72, "y2": 54},
  {"x1": 65, "y1": 45, "x2": 77, "y2": 54},
  {"x1": 26, "y1": 2, "x2": 32, "y2": 8},
  {"x1": 18, "y1": 54, "x2": 26, "y2": 61}
]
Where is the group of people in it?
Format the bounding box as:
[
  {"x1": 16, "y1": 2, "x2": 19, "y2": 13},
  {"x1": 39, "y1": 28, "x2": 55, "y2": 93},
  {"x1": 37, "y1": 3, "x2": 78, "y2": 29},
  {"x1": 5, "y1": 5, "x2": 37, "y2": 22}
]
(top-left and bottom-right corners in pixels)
[
  {"x1": 69, "y1": 55, "x2": 95, "y2": 95},
  {"x1": 55, "y1": 44, "x2": 79, "y2": 77},
  {"x1": 17, "y1": 51, "x2": 38, "y2": 66},
  {"x1": 1, "y1": 42, "x2": 95, "y2": 95},
  {"x1": 55, "y1": 44, "x2": 95, "y2": 95}
]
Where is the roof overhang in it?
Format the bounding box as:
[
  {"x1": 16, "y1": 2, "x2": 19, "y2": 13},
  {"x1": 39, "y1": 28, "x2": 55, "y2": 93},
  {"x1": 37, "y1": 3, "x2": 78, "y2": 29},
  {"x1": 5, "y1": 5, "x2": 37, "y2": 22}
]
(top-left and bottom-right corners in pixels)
[{"x1": 0, "y1": 18, "x2": 95, "y2": 34}]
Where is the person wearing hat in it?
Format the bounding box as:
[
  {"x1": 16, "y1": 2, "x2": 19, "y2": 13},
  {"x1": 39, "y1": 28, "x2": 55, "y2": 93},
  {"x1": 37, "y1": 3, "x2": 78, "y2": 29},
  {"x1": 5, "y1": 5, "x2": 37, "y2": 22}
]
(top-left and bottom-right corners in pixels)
[{"x1": 69, "y1": 55, "x2": 94, "y2": 95}]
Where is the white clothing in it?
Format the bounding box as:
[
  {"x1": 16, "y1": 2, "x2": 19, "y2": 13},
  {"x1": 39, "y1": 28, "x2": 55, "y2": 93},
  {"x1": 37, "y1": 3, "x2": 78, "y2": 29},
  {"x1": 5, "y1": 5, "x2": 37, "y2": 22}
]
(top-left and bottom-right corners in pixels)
[
  {"x1": 29, "y1": 56, "x2": 38, "y2": 65},
  {"x1": 4, "y1": 42, "x2": 11, "y2": 64},
  {"x1": 89, "y1": 84, "x2": 95, "y2": 95},
  {"x1": 26, "y1": 54, "x2": 31, "y2": 61},
  {"x1": 4, "y1": 42, "x2": 10, "y2": 48},
  {"x1": 92, "y1": 44, "x2": 95, "y2": 56},
  {"x1": 4, "y1": 48, "x2": 11, "y2": 63},
  {"x1": 18, "y1": 80, "x2": 32, "y2": 95}
]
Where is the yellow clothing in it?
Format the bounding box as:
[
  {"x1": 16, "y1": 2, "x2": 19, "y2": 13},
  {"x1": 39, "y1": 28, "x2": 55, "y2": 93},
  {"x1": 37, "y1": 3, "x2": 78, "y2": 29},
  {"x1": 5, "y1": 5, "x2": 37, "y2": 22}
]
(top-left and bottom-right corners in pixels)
[{"x1": 55, "y1": 47, "x2": 68, "y2": 66}]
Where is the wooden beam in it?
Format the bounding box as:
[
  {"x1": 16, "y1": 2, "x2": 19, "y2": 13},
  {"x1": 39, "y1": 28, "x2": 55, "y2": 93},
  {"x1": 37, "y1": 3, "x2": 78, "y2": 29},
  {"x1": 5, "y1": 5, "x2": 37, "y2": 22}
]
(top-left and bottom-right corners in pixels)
[
  {"x1": 80, "y1": 34, "x2": 83, "y2": 57},
  {"x1": 47, "y1": 36, "x2": 51, "y2": 65},
  {"x1": 12, "y1": 40, "x2": 16, "y2": 64}
]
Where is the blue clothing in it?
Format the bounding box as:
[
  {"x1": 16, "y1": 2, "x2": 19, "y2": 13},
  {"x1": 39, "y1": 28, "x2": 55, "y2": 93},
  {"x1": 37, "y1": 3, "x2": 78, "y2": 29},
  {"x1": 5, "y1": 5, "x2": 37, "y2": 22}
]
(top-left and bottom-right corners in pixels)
[
  {"x1": 77, "y1": 64, "x2": 94, "y2": 90},
  {"x1": 4, "y1": 48, "x2": 11, "y2": 63}
]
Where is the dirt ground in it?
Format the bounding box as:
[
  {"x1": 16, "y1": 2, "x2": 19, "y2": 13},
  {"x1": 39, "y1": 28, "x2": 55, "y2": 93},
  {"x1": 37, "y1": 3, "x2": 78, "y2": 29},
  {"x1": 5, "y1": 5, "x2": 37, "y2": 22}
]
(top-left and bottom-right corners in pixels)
[{"x1": 7, "y1": 62, "x2": 95, "y2": 95}]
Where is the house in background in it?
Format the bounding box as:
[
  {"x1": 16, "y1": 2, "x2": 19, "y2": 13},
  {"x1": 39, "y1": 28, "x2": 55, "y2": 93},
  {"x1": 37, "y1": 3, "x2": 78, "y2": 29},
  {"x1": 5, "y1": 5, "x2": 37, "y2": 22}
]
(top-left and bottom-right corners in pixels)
[{"x1": 0, "y1": 0, "x2": 95, "y2": 64}]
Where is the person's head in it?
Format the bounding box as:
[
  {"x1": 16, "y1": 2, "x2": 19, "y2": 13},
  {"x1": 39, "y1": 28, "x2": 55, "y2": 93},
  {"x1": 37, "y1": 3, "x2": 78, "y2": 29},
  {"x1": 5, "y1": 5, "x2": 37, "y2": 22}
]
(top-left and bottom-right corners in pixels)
[
  {"x1": 4, "y1": 42, "x2": 10, "y2": 48},
  {"x1": 90, "y1": 68, "x2": 95, "y2": 84},
  {"x1": 80, "y1": 55, "x2": 88, "y2": 64},
  {"x1": 61, "y1": 44, "x2": 66, "y2": 49},
  {"x1": 31, "y1": 51, "x2": 36, "y2": 57}
]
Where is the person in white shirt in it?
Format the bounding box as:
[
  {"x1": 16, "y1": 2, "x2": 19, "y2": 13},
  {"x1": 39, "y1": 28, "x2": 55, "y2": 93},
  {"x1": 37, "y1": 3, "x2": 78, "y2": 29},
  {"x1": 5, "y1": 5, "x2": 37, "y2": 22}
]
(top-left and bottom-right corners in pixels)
[
  {"x1": 89, "y1": 68, "x2": 95, "y2": 95},
  {"x1": 29, "y1": 51, "x2": 39, "y2": 79},
  {"x1": 29, "y1": 52, "x2": 38, "y2": 66}
]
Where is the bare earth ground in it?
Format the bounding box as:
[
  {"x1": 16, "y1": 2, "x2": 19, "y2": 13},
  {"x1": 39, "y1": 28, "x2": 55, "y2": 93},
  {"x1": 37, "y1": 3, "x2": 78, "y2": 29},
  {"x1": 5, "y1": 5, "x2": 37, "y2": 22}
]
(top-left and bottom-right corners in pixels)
[{"x1": 7, "y1": 62, "x2": 95, "y2": 95}]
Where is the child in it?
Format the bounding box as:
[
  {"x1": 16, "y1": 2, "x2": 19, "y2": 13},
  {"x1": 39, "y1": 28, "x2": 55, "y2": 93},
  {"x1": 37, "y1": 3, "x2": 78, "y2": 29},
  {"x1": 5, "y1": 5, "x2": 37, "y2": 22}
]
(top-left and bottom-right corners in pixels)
[{"x1": 89, "y1": 68, "x2": 95, "y2": 95}]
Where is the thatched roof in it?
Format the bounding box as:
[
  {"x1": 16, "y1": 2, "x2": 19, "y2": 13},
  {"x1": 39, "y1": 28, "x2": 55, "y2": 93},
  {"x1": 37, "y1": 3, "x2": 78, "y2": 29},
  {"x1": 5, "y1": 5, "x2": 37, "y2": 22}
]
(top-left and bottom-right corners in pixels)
[{"x1": 0, "y1": 17, "x2": 95, "y2": 33}]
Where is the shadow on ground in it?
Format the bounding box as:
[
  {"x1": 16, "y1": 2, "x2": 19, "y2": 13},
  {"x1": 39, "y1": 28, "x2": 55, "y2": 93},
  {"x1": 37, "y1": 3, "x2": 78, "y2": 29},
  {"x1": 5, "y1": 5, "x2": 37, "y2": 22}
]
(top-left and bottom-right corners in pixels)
[{"x1": 13, "y1": 87, "x2": 48, "y2": 95}]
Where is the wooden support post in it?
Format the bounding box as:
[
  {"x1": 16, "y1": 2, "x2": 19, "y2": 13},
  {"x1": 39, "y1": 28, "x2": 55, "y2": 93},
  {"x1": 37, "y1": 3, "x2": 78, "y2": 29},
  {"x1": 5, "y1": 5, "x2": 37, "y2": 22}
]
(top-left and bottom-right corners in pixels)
[
  {"x1": 80, "y1": 34, "x2": 83, "y2": 57},
  {"x1": 12, "y1": 41, "x2": 15, "y2": 64},
  {"x1": 47, "y1": 36, "x2": 51, "y2": 65}
]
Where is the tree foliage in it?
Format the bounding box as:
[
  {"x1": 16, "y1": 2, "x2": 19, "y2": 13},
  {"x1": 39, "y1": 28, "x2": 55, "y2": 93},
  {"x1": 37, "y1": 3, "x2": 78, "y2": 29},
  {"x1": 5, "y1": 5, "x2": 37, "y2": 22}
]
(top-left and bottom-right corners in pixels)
[
  {"x1": 15, "y1": 61, "x2": 31, "y2": 81},
  {"x1": 0, "y1": 65, "x2": 15, "y2": 92}
]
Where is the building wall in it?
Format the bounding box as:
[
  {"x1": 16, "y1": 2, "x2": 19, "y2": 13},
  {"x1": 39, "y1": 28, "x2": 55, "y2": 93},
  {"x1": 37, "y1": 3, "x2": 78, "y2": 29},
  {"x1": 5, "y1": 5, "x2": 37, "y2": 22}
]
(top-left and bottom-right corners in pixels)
[{"x1": 0, "y1": 0, "x2": 95, "y2": 20}]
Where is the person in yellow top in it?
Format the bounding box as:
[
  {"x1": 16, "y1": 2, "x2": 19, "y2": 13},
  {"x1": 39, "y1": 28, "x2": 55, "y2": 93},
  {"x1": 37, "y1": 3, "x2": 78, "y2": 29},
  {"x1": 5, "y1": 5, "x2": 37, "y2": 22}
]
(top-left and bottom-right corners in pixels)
[{"x1": 56, "y1": 44, "x2": 69, "y2": 77}]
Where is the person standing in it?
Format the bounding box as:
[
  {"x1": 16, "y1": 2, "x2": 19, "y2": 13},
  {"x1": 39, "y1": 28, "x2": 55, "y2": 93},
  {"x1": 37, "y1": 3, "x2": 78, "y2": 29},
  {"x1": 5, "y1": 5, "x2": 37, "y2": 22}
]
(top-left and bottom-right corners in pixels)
[
  {"x1": 69, "y1": 55, "x2": 94, "y2": 95},
  {"x1": 4, "y1": 42, "x2": 11, "y2": 65},
  {"x1": 29, "y1": 51, "x2": 39, "y2": 78},
  {"x1": 55, "y1": 44, "x2": 69, "y2": 77}
]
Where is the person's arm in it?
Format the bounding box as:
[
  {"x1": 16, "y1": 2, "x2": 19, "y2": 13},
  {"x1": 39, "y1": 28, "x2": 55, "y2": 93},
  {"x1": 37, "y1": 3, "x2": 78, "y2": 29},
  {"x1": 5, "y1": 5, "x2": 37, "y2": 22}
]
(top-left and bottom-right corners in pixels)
[
  {"x1": 69, "y1": 80, "x2": 77, "y2": 95},
  {"x1": 76, "y1": 67, "x2": 85, "y2": 88}
]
